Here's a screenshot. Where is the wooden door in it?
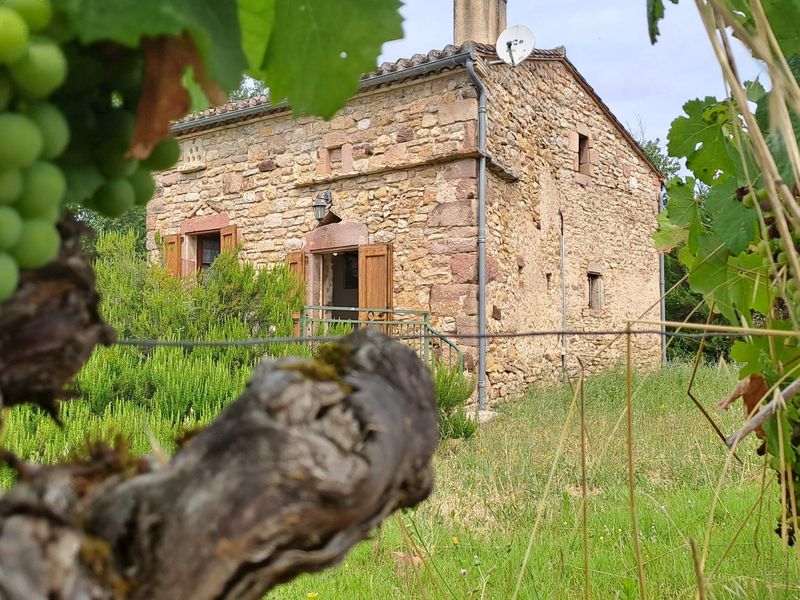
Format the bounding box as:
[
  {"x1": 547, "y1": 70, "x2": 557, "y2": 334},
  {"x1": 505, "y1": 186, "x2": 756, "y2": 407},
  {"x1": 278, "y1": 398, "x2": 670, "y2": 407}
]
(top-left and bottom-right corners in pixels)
[
  {"x1": 163, "y1": 233, "x2": 181, "y2": 277},
  {"x1": 358, "y1": 243, "x2": 393, "y2": 325}
]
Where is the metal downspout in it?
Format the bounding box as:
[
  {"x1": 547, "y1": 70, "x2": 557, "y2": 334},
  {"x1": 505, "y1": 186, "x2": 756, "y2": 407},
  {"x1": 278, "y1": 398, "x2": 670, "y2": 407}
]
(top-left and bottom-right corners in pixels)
[
  {"x1": 559, "y1": 211, "x2": 568, "y2": 379},
  {"x1": 466, "y1": 58, "x2": 488, "y2": 410},
  {"x1": 659, "y1": 183, "x2": 668, "y2": 365}
]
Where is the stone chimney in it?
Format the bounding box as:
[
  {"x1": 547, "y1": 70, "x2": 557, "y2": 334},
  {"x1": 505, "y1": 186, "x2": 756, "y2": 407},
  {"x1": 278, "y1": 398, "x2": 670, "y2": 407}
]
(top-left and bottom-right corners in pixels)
[{"x1": 454, "y1": 0, "x2": 507, "y2": 45}]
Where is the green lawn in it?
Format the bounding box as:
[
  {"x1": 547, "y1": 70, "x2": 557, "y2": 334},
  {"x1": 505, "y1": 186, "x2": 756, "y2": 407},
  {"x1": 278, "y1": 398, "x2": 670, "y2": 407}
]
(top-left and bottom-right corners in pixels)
[
  {"x1": 4, "y1": 363, "x2": 799, "y2": 599},
  {"x1": 270, "y1": 364, "x2": 799, "y2": 599}
]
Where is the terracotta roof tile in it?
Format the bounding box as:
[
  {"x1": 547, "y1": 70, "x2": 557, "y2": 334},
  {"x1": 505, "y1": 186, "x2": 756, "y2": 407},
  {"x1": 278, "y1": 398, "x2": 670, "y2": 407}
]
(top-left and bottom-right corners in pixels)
[{"x1": 174, "y1": 42, "x2": 567, "y2": 128}]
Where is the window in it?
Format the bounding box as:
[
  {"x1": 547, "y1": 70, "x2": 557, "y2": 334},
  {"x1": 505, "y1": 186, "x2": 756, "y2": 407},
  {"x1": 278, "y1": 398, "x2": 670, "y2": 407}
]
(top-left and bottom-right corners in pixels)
[
  {"x1": 197, "y1": 233, "x2": 221, "y2": 272},
  {"x1": 588, "y1": 272, "x2": 603, "y2": 309},
  {"x1": 329, "y1": 146, "x2": 343, "y2": 171},
  {"x1": 578, "y1": 133, "x2": 591, "y2": 176},
  {"x1": 162, "y1": 221, "x2": 237, "y2": 278}
]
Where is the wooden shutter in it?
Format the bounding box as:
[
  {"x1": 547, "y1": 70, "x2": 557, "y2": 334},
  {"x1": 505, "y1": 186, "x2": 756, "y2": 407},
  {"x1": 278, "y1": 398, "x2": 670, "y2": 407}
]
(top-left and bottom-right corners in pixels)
[
  {"x1": 286, "y1": 251, "x2": 306, "y2": 285},
  {"x1": 163, "y1": 233, "x2": 182, "y2": 277},
  {"x1": 286, "y1": 251, "x2": 306, "y2": 336},
  {"x1": 358, "y1": 243, "x2": 393, "y2": 323},
  {"x1": 220, "y1": 224, "x2": 238, "y2": 252}
]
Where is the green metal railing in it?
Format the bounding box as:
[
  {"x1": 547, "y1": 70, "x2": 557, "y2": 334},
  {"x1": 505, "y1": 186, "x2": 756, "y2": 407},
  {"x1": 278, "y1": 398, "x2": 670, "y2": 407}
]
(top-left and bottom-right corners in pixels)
[{"x1": 299, "y1": 305, "x2": 463, "y2": 370}]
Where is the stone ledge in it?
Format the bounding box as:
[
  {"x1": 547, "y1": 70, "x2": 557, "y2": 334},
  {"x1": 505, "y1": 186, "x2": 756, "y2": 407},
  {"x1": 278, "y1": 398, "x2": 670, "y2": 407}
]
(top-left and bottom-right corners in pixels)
[
  {"x1": 295, "y1": 150, "x2": 481, "y2": 188},
  {"x1": 295, "y1": 151, "x2": 518, "y2": 188}
]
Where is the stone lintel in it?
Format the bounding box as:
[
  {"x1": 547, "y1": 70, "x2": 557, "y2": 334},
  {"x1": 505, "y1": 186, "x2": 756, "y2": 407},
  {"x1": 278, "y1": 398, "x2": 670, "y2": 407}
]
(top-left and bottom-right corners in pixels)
[
  {"x1": 180, "y1": 213, "x2": 230, "y2": 235},
  {"x1": 304, "y1": 221, "x2": 369, "y2": 252}
]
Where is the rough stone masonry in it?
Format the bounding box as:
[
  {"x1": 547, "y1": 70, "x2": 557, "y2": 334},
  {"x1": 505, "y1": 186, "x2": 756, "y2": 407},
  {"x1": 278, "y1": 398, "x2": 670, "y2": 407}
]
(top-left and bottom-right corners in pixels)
[{"x1": 148, "y1": 42, "x2": 663, "y2": 402}]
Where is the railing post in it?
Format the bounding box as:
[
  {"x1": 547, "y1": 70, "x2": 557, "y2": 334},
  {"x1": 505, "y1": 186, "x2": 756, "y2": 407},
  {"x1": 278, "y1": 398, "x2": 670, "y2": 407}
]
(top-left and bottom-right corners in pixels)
[
  {"x1": 300, "y1": 308, "x2": 307, "y2": 340},
  {"x1": 423, "y1": 314, "x2": 430, "y2": 366}
]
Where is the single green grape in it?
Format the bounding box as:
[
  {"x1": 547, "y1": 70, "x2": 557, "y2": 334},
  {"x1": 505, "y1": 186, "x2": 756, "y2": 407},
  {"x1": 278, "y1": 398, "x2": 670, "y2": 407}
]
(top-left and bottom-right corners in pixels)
[
  {"x1": 0, "y1": 168, "x2": 22, "y2": 203},
  {"x1": 9, "y1": 218, "x2": 58, "y2": 268},
  {"x1": 742, "y1": 193, "x2": 756, "y2": 208},
  {"x1": 0, "y1": 251, "x2": 19, "y2": 301},
  {"x1": 0, "y1": 70, "x2": 11, "y2": 110},
  {"x1": 26, "y1": 101, "x2": 68, "y2": 159},
  {"x1": 143, "y1": 137, "x2": 180, "y2": 171},
  {"x1": 0, "y1": 7, "x2": 29, "y2": 64},
  {"x1": 62, "y1": 161, "x2": 102, "y2": 205},
  {"x1": 9, "y1": 37, "x2": 67, "y2": 98},
  {"x1": 0, "y1": 205, "x2": 22, "y2": 248},
  {"x1": 95, "y1": 141, "x2": 138, "y2": 178},
  {"x1": 100, "y1": 108, "x2": 135, "y2": 142},
  {"x1": 128, "y1": 167, "x2": 155, "y2": 206},
  {"x1": 16, "y1": 160, "x2": 64, "y2": 218},
  {"x1": 4, "y1": 0, "x2": 51, "y2": 31},
  {"x1": 0, "y1": 112, "x2": 42, "y2": 168},
  {"x1": 92, "y1": 178, "x2": 134, "y2": 217}
]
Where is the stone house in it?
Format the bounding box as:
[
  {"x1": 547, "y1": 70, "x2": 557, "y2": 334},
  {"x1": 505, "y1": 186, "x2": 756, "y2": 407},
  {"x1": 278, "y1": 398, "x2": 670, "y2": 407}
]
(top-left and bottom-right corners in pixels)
[{"x1": 147, "y1": 0, "x2": 664, "y2": 405}]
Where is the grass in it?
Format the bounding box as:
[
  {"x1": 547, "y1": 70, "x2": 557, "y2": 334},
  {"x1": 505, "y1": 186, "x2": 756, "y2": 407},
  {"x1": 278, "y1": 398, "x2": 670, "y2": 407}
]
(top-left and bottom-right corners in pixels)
[
  {"x1": 268, "y1": 363, "x2": 800, "y2": 599},
  {"x1": 2, "y1": 362, "x2": 798, "y2": 598}
]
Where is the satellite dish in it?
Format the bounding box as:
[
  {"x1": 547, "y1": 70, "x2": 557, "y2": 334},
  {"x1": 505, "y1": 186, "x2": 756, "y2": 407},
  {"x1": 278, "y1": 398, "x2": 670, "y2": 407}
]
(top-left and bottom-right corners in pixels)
[{"x1": 496, "y1": 25, "x2": 536, "y2": 67}]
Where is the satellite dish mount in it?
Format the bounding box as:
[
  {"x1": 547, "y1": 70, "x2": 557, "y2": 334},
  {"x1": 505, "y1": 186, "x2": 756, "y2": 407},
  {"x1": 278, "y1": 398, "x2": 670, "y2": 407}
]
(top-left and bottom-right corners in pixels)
[{"x1": 496, "y1": 25, "x2": 536, "y2": 68}]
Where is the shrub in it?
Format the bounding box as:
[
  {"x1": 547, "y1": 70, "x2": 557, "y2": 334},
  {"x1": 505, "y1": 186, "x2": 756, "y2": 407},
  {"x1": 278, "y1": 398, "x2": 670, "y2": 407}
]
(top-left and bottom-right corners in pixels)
[
  {"x1": 432, "y1": 361, "x2": 477, "y2": 439},
  {"x1": 75, "y1": 231, "x2": 305, "y2": 415}
]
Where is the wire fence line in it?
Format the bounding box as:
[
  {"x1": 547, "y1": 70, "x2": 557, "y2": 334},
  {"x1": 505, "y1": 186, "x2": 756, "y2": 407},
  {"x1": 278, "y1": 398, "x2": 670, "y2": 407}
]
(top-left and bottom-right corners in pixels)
[{"x1": 114, "y1": 327, "x2": 771, "y2": 349}]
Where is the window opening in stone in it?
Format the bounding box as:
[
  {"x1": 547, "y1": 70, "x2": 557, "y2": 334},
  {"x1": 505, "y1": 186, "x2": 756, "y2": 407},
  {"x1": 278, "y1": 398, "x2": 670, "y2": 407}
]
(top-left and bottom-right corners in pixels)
[
  {"x1": 330, "y1": 250, "x2": 359, "y2": 320},
  {"x1": 578, "y1": 133, "x2": 590, "y2": 176},
  {"x1": 588, "y1": 272, "x2": 603, "y2": 309},
  {"x1": 197, "y1": 233, "x2": 221, "y2": 272},
  {"x1": 329, "y1": 146, "x2": 343, "y2": 171}
]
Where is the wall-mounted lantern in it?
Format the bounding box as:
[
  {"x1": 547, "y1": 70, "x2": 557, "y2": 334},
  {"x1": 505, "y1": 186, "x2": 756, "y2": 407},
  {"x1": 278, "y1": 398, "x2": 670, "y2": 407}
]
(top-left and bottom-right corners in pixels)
[{"x1": 312, "y1": 190, "x2": 332, "y2": 222}]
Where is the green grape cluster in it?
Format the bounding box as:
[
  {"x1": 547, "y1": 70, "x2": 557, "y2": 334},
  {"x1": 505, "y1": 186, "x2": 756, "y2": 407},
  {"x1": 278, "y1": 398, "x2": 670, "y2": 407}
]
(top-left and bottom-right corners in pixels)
[{"x1": 0, "y1": 0, "x2": 181, "y2": 303}]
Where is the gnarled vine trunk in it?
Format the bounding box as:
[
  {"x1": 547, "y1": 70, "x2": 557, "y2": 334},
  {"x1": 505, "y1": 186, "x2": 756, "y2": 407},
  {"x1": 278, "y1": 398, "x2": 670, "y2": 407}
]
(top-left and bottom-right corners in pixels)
[{"x1": 0, "y1": 216, "x2": 439, "y2": 599}]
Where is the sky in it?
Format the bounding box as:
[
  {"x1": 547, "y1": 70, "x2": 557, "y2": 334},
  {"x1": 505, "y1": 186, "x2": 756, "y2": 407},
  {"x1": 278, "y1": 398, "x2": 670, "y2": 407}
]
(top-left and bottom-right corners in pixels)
[{"x1": 380, "y1": 0, "x2": 764, "y2": 147}]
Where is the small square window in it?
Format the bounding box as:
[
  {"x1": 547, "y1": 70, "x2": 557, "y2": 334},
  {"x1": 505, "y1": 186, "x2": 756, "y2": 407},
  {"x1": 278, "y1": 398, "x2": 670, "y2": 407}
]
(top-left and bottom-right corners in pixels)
[
  {"x1": 578, "y1": 133, "x2": 591, "y2": 176},
  {"x1": 329, "y1": 146, "x2": 343, "y2": 170},
  {"x1": 588, "y1": 272, "x2": 603, "y2": 309}
]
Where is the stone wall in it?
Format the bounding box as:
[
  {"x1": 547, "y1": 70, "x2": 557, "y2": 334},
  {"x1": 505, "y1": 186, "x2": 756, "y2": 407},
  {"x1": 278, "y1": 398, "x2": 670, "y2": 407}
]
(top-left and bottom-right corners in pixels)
[
  {"x1": 481, "y1": 58, "x2": 662, "y2": 399},
  {"x1": 149, "y1": 54, "x2": 663, "y2": 403},
  {"x1": 149, "y1": 71, "x2": 481, "y2": 336}
]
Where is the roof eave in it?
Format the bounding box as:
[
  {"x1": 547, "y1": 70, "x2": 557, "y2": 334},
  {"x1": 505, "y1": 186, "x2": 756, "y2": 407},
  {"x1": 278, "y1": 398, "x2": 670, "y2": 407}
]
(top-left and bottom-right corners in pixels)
[{"x1": 171, "y1": 51, "x2": 476, "y2": 136}]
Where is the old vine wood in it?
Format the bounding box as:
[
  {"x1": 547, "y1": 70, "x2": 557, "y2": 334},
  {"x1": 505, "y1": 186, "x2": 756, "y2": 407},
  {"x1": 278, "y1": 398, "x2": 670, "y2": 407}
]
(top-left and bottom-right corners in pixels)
[
  {"x1": 0, "y1": 0, "x2": 438, "y2": 595},
  {"x1": 0, "y1": 221, "x2": 438, "y2": 599}
]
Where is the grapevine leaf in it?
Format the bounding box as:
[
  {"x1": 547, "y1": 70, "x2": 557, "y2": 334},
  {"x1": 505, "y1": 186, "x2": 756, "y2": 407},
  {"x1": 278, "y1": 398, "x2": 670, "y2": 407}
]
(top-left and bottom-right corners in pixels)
[
  {"x1": 731, "y1": 338, "x2": 773, "y2": 377},
  {"x1": 705, "y1": 179, "x2": 758, "y2": 254},
  {"x1": 687, "y1": 236, "x2": 728, "y2": 299},
  {"x1": 130, "y1": 35, "x2": 225, "y2": 158},
  {"x1": 668, "y1": 97, "x2": 737, "y2": 184},
  {"x1": 182, "y1": 68, "x2": 212, "y2": 114},
  {"x1": 52, "y1": 0, "x2": 245, "y2": 92},
  {"x1": 647, "y1": 0, "x2": 679, "y2": 44},
  {"x1": 261, "y1": 0, "x2": 403, "y2": 118},
  {"x1": 718, "y1": 373, "x2": 769, "y2": 438},
  {"x1": 653, "y1": 210, "x2": 687, "y2": 251},
  {"x1": 763, "y1": 0, "x2": 800, "y2": 56},
  {"x1": 727, "y1": 252, "x2": 771, "y2": 316},
  {"x1": 665, "y1": 177, "x2": 699, "y2": 228},
  {"x1": 238, "y1": 0, "x2": 276, "y2": 74},
  {"x1": 745, "y1": 79, "x2": 766, "y2": 104}
]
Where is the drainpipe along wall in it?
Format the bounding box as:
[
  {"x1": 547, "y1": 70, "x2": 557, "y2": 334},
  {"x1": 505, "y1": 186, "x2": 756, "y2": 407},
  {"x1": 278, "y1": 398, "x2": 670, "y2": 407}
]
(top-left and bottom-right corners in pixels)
[
  {"x1": 659, "y1": 182, "x2": 668, "y2": 365},
  {"x1": 466, "y1": 58, "x2": 488, "y2": 410}
]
